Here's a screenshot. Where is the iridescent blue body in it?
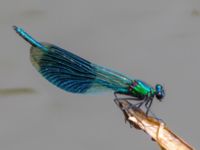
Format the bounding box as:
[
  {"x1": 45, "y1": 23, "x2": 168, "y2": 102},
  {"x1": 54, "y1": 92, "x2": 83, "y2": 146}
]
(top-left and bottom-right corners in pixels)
[{"x1": 13, "y1": 26, "x2": 165, "y2": 114}]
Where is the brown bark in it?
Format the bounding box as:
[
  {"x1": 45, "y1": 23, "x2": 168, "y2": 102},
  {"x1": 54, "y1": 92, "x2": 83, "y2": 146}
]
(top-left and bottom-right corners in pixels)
[{"x1": 115, "y1": 100, "x2": 195, "y2": 150}]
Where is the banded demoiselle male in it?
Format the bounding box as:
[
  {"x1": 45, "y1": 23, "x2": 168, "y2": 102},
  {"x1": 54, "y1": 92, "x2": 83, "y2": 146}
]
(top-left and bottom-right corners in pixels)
[{"x1": 13, "y1": 26, "x2": 165, "y2": 115}]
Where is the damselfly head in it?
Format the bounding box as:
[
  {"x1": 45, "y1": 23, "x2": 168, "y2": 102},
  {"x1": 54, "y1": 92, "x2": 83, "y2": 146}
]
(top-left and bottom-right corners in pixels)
[{"x1": 155, "y1": 84, "x2": 165, "y2": 101}]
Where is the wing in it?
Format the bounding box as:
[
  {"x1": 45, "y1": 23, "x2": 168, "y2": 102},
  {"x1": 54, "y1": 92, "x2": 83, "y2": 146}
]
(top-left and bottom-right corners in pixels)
[{"x1": 30, "y1": 43, "x2": 133, "y2": 94}]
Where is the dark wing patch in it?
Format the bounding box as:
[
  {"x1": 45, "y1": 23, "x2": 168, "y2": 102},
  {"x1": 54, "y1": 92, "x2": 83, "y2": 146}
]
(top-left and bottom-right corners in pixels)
[
  {"x1": 31, "y1": 43, "x2": 96, "y2": 93},
  {"x1": 30, "y1": 43, "x2": 132, "y2": 94}
]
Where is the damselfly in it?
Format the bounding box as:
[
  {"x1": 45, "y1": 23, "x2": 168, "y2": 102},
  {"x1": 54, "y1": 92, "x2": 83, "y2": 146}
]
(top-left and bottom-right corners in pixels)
[{"x1": 13, "y1": 26, "x2": 165, "y2": 115}]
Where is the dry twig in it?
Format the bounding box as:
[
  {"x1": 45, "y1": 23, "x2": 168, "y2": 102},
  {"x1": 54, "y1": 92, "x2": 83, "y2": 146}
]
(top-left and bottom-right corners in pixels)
[{"x1": 115, "y1": 100, "x2": 195, "y2": 150}]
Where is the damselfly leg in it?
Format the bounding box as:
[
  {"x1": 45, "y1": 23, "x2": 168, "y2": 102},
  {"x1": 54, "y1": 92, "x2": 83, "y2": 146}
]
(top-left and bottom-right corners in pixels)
[
  {"x1": 114, "y1": 92, "x2": 145, "y2": 111},
  {"x1": 145, "y1": 98, "x2": 153, "y2": 115},
  {"x1": 114, "y1": 92, "x2": 160, "y2": 118}
]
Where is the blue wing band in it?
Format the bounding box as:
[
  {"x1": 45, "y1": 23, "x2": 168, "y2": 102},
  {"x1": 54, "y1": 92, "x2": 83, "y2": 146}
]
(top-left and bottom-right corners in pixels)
[
  {"x1": 31, "y1": 43, "x2": 97, "y2": 93},
  {"x1": 14, "y1": 26, "x2": 133, "y2": 94}
]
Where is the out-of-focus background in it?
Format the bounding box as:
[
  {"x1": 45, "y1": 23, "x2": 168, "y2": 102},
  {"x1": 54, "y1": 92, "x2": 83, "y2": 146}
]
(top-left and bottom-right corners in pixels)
[{"x1": 0, "y1": 0, "x2": 199, "y2": 149}]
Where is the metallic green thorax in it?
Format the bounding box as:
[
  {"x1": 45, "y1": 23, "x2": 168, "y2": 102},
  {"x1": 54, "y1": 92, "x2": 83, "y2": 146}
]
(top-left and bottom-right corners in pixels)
[{"x1": 128, "y1": 80, "x2": 156, "y2": 98}]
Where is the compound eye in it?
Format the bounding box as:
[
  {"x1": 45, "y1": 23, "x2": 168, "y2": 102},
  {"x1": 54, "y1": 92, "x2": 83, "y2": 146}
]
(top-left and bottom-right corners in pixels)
[{"x1": 155, "y1": 84, "x2": 165, "y2": 100}]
